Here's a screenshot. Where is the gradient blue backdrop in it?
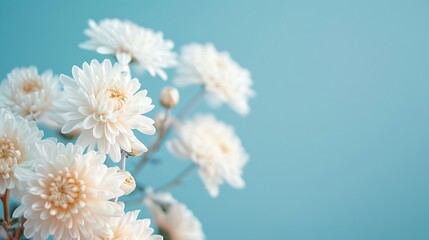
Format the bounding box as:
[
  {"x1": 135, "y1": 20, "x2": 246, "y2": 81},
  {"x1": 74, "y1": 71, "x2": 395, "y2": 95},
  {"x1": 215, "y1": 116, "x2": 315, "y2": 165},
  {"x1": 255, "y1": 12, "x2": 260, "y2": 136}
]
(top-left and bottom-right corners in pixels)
[{"x1": 1, "y1": 1, "x2": 429, "y2": 239}]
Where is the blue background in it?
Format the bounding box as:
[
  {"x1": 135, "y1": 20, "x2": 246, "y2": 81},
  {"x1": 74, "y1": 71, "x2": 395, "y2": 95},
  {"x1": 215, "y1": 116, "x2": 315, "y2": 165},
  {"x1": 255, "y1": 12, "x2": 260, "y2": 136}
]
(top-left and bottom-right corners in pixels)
[{"x1": 1, "y1": 1, "x2": 429, "y2": 239}]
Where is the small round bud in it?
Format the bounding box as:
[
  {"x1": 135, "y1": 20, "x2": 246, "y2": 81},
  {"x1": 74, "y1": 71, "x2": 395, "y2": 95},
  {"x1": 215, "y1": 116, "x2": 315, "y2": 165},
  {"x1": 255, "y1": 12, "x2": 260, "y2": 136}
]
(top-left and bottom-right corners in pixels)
[
  {"x1": 160, "y1": 86, "x2": 179, "y2": 108},
  {"x1": 120, "y1": 171, "x2": 136, "y2": 195}
]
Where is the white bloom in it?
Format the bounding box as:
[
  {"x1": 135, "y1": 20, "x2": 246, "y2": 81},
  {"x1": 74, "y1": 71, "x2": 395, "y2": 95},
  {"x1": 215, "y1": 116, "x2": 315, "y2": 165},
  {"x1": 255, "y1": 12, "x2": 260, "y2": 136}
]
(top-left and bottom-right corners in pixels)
[
  {"x1": 57, "y1": 59, "x2": 156, "y2": 162},
  {"x1": 168, "y1": 114, "x2": 248, "y2": 197},
  {"x1": 80, "y1": 18, "x2": 177, "y2": 80},
  {"x1": 14, "y1": 142, "x2": 126, "y2": 240},
  {"x1": 0, "y1": 67, "x2": 63, "y2": 128},
  {"x1": 0, "y1": 108, "x2": 43, "y2": 196},
  {"x1": 99, "y1": 210, "x2": 162, "y2": 240},
  {"x1": 174, "y1": 43, "x2": 254, "y2": 115},
  {"x1": 145, "y1": 192, "x2": 205, "y2": 240},
  {"x1": 160, "y1": 86, "x2": 179, "y2": 108}
]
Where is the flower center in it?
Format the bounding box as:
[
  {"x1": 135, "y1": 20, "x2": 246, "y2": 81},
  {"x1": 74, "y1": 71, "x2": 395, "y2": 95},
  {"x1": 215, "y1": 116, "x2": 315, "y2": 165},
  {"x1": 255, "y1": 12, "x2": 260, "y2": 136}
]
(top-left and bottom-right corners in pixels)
[
  {"x1": 107, "y1": 87, "x2": 127, "y2": 111},
  {"x1": 216, "y1": 59, "x2": 226, "y2": 69},
  {"x1": 45, "y1": 167, "x2": 86, "y2": 215},
  {"x1": 22, "y1": 78, "x2": 42, "y2": 93},
  {"x1": 0, "y1": 136, "x2": 20, "y2": 180},
  {"x1": 218, "y1": 142, "x2": 230, "y2": 154}
]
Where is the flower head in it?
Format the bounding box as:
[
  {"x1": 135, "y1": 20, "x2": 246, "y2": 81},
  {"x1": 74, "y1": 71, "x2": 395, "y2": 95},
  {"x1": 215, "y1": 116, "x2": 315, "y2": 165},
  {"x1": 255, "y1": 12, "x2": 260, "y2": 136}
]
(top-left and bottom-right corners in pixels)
[
  {"x1": 57, "y1": 59, "x2": 156, "y2": 162},
  {"x1": 168, "y1": 114, "x2": 248, "y2": 197},
  {"x1": 0, "y1": 67, "x2": 63, "y2": 128},
  {"x1": 174, "y1": 43, "x2": 254, "y2": 115},
  {"x1": 99, "y1": 210, "x2": 162, "y2": 240},
  {"x1": 80, "y1": 18, "x2": 177, "y2": 80},
  {"x1": 0, "y1": 108, "x2": 43, "y2": 196},
  {"x1": 145, "y1": 192, "x2": 205, "y2": 240},
  {"x1": 14, "y1": 142, "x2": 126, "y2": 240}
]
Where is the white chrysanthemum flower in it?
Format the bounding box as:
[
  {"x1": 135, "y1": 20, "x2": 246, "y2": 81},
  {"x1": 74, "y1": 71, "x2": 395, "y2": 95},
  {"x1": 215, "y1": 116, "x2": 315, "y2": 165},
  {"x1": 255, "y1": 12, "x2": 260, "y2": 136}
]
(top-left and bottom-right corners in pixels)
[
  {"x1": 0, "y1": 108, "x2": 43, "y2": 196},
  {"x1": 98, "y1": 210, "x2": 162, "y2": 240},
  {"x1": 174, "y1": 43, "x2": 254, "y2": 115},
  {"x1": 145, "y1": 192, "x2": 205, "y2": 240},
  {"x1": 168, "y1": 114, "x2": 248, "y2": 197},
  {"x1": 57, "y1": 59, "x2": 156, "y2": 162},
  {"x1": 0, "y1": 67, "x2": 63, "y2": 128},
  {"x1": 80, "y1": 18, "x2": 177, "y2": 80},
  {"x1": 14, "y1": 142, "x2": 126, "y2": 240}
]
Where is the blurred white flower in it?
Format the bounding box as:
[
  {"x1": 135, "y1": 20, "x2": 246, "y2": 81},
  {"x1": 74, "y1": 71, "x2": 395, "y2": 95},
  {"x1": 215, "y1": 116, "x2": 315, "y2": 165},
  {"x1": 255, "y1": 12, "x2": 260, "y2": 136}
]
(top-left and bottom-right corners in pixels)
[
  {"x1": 99, "y1": 210, "x2": 162, "y2": 240},
  {"x1": 145, "y1": 191, "x2": 205, "y2": 240},
  {"x1": 0, "y1": 67, "x2": 63, "y2": 128},
  {"x1": 80, "y1": 18, "x2": 177, "y2": 80},
  {"x1": 168, "y1": 114, "x2": 248, "y2": 197},
  {"x1": 57, "y1": 59, "x2": 156, "y2": 162},
  {"x1": 14, "y1": 142, "x2": 126, "y2": 240},
  {"x1": 174, "y1": 43, "x2": 254, "y2": 115},
  {"x1": 160, "y1": 86, "x2": 180, "y2": 109},
  {"x1": 0, "y1": 108, "x2": 43, "y2": 196}
]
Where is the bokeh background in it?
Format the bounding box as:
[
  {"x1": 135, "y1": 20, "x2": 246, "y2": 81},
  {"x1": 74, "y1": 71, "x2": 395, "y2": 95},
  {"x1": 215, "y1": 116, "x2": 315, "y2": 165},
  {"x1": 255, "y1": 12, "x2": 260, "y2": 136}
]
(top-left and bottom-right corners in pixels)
[{"x1": 1, "y1": 0, "x2": 429, "y2": 239}]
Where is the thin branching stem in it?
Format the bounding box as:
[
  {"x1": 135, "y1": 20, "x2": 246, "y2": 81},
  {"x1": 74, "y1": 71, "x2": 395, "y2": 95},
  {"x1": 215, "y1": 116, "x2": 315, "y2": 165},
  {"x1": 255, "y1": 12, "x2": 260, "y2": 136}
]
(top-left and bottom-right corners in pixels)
[
  {"x1": 13, "y1": 217, "x2": 25, "y2": 240},
  {"x1": 114, "y1": 152, "x2": 128, "y2": 203},
  {"x1": 0, "y1": 189, "x2": 11, "y2": 239},
  {"x1": 177, "y1": 88, "x2": 205, "y2": 120},
  {"x1": 133, "y1": 109, "x2": 170, "y2": 175},
  {"x1": 134, "y1": 89, "x2": 205, "y2": 175},
  {"x1": 155, "y1": 164, "x2": 196, "y2": 192},
  {"x1": 121, "y1": 152, "x2": 127, "y2": 171}
]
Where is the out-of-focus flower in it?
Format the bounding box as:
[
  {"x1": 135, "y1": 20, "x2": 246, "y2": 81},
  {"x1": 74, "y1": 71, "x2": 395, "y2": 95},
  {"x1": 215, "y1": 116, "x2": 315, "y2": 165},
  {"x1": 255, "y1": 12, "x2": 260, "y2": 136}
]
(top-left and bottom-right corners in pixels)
[
  {"x1": 160, "y1": 86, "x2": 179, "y2": 109},
  {"x1": 56, "y1": 59, "x2": 156, "y2": 162},
  {"x1": 80, "y1": 18, "x2": 177, "y2": 80},
  {"x1": 168, "y1": 114, "x2": 248, "y2": 197},
  {"x1": 14, "y1": 142, "x2": 126, "y2": 240},
  {"x1": 119, "y1": 170, "x2": 136, "y2": 195},
  {"x1": 0, "y1": 67, "x2": 63, "y2": 128},
  {"x1": 98, "y1": 210, "x2": 162, "y2": 240},
  {"x1": 0, "y1": 108, "x2": 43, "y2": 196},
  {"x1": 174, "y1": 43, "x2": 254, "y2": 115},
  {"x1": 145, "y1": 191, "x2": 205, "y2": 240}
]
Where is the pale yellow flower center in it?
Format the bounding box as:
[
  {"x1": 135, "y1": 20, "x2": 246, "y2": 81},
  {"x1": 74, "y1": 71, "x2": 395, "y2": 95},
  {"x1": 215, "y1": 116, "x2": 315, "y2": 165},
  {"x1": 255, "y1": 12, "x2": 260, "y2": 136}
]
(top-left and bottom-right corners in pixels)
[
  {"x1": 0, "y1": 136, "x2": 20, "y2": 180},
  {"x1": 22, "y1": 78, "x2": 42, "y2": 93},
  {"x1": 45, "y1": 167, "x2": 86, "y2": 213},
  {"x1": 218, "y1": 142, "x2": 230, "y2": 154},
  {"x1": 216, "y1": 59, "x2": 226, "y2": 69},
  {"x1": 107, "y1": 87, "x2": 127, "y2": 111}
]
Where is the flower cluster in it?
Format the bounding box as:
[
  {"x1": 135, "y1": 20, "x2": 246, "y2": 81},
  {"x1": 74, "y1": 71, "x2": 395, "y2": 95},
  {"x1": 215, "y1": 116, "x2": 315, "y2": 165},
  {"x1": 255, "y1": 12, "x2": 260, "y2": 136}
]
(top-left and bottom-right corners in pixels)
[{"x1": 0, "y1": 18, "x2": 254, "y2": 240}]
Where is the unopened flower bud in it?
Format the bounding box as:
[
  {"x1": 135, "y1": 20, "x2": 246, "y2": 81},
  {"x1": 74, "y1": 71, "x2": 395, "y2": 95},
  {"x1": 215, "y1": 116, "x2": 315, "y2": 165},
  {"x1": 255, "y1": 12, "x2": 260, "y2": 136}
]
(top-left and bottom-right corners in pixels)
[
  {"x1": 160, "y1": 86, "x2": 179, "y2": 108},
  {"x1": 120, "y1": 171, "x2": 136, "y2": 195}
]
